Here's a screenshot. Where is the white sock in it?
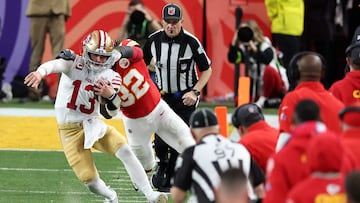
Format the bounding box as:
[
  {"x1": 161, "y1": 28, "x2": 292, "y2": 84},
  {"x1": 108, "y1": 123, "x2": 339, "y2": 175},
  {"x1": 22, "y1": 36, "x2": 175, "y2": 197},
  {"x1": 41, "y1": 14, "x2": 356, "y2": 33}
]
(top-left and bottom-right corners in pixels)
[
  {"x1": 85, "y1": 176, "x2": 116, "y2": 200},
  {"x1": 115, "y1": 145, "x2": 154, "y2": 199},
  {"x1": 255, "y1": 96, "x2": 267, "y2": 108}
]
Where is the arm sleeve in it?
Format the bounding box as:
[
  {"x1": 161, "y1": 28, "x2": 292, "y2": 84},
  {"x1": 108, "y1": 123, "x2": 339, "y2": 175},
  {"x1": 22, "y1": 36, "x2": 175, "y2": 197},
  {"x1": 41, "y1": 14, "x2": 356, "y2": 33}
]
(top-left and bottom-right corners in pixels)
[
  {"x1": 248, "y1": 158, "x2": 265, "y2": 187},
  {"x1": 36, "y1": 58, "x2": 72, "y2": 77},
  {"x1": 255, "y1": 47, "x2": 274, "y2": 65},
  {"x1": 265, "y1": 0, "x2": 278, "y2": 19},
  {"x1": 114, "y1": 46, "x2": 143, "y2": 63},
  {"x1": 263, "y1": 157, "x2": 290, "y2": 203},
  {"x1": 228, "y1": 45, "x2": 242, "y2": 64},
  {"x1": 143, "y1": 38, "x2": 152, "y2": 65},
  {"x1": 172, "y1": 147, "x2": 195, "y2": 191}
]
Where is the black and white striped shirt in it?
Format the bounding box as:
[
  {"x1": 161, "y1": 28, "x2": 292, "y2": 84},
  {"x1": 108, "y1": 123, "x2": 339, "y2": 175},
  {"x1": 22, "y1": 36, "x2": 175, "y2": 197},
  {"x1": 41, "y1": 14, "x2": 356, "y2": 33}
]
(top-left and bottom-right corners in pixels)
[
  {"x1": 172, "y1": 134, "x2": 265, "y2": 203},
  {"x1": 143, "y1": 28, "x2": 211, "y2": 94}
]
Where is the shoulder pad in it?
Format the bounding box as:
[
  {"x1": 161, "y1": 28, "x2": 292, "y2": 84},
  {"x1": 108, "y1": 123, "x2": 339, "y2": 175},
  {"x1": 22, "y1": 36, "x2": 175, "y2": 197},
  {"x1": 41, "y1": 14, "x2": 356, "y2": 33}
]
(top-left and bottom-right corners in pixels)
[{"x1": 56, "y1": 49, "x2": 76, "y2": 61}]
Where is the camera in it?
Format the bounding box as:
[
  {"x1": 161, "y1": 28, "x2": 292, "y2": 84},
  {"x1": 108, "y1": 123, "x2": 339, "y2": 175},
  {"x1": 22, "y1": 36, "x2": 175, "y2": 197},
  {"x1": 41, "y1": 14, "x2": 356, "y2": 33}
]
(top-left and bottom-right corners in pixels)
[
  {"x1": 130, "y1": 10, "x2": 145, "y2": 25},
  {"x1": 237, "y1": 26, "x2": 253, "y2": 43}
]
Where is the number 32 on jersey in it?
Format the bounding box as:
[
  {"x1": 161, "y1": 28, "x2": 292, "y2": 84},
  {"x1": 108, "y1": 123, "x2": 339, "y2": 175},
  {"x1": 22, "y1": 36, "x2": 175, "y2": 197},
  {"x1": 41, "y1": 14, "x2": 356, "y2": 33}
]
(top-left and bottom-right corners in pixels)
[{"x1": 119, "y1": 69, "x2": 150, "y2": 107}]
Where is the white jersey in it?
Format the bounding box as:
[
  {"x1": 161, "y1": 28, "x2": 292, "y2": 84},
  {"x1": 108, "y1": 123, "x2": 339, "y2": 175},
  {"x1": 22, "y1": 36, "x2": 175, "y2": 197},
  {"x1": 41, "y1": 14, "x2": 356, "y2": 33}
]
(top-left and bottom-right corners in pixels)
[{"x1": 37, "y1": 55, "x2": 121, "y2": 124}]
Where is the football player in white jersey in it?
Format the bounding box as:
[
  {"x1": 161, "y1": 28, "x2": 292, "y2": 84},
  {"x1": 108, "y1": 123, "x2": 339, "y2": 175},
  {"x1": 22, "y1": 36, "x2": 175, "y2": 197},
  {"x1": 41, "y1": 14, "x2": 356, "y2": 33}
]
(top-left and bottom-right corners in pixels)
[{"x1": 24, "y1": 30, "x2": 168, "y2": 203}]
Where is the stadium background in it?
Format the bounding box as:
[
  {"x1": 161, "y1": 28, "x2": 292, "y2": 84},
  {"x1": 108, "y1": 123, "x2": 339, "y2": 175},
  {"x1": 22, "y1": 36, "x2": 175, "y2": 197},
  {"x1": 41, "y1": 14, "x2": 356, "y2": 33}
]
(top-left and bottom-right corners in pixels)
[{"x1": 0, "y1": 0, "x2": 270, "y2": 101}]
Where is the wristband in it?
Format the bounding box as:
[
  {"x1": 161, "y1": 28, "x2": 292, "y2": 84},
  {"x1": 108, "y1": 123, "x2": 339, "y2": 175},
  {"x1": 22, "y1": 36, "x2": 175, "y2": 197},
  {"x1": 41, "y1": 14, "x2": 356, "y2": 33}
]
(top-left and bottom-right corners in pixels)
[{"x1": 192, "y1": 89, "x2": 200, "y2": 97}]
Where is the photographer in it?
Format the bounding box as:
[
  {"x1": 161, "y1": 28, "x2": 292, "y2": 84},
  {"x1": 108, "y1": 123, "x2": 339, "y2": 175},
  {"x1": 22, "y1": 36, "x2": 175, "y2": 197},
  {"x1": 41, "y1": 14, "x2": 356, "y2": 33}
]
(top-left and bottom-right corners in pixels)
[
  {"x1": 117, "y1": 0, "x2": 161, "y2": 48},
  {"x1": 228, "y1": 19, "x2": 289, "y2": 108}
]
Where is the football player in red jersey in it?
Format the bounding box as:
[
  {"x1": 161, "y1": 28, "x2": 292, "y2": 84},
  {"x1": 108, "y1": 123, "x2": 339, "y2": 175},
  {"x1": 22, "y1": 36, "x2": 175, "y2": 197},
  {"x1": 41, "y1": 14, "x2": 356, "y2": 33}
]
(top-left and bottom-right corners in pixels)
[
  {"x1": 24, "y1": 30, "x2": 168, "y2": 203},
  {"x1": 109, "y1": 39, "x2": 196, "y2": 173}
]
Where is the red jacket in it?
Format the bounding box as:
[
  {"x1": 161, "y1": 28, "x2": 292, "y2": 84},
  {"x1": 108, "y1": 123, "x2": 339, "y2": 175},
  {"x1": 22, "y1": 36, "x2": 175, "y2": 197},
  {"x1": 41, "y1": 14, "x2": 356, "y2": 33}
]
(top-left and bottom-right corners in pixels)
[
  {"x1": 264, "y1": 121, "x2": 327, "y2": 203},
  {"x1": 341, "y1": 128, "x2": 360, "y2": 169},
  {"x1": 286, "y1": 175, "x2": 346, "y2": 203},
  {"x1": 279, "y1": 82, "x2": 344, "y2": 134},
  {"x1": 329, "y1": 71, "x2": 360, "y2": 105},
  {"x1": 286, "y1": 132, "x2": 347, "y2": 203},
  {"x1": 239, "y1": 121, "x2": 278, "y2": 172}
]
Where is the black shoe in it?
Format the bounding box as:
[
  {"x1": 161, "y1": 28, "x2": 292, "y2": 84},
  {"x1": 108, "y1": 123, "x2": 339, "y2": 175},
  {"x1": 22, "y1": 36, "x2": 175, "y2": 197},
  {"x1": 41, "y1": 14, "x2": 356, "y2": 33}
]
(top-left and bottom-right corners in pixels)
[
  {"x1": 157, "y1": 185, "x2": 171, "y2": 193},
  {"x1": 151, "y1": 166, "x2": 166, "y2": 189}
]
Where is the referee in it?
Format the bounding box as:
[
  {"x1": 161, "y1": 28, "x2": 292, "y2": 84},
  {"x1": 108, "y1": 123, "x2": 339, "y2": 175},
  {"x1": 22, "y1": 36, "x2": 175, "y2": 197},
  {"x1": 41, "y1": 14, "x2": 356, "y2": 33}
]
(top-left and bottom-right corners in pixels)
[
  {"x1": 171, "y1": 108, "x2": 265, "y2": 203},
  {"x1": 143, "y1": 3, "x2": 212, "y2": 192}
]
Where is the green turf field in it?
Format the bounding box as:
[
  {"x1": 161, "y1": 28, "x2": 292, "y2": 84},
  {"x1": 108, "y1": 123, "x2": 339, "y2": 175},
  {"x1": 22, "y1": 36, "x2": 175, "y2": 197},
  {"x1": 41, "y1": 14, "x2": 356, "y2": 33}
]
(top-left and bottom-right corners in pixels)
[
  {"x1": 0, "y1": 150, "x2": 163, "y2": 203},
  {"x1": 0, "y1": 100, "x2": 278, "y2": 203},
  {"x1": 0, "y1": 99, "x2": 279, "y2": 115}
]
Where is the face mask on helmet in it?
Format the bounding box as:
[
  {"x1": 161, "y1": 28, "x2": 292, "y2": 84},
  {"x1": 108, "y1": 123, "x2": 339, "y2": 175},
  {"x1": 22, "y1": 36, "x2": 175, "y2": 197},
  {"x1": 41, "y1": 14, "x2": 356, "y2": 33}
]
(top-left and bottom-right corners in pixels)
[{"x1": 83, "y1": 30, "x2": 115, "y2": 72}]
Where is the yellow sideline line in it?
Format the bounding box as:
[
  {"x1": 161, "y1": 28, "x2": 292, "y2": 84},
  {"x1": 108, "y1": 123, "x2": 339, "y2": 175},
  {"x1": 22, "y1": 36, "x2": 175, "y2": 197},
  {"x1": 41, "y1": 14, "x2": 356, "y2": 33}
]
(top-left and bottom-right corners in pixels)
[{"x1": 0, "y1": 116, "x2": 126, "y2": 150}]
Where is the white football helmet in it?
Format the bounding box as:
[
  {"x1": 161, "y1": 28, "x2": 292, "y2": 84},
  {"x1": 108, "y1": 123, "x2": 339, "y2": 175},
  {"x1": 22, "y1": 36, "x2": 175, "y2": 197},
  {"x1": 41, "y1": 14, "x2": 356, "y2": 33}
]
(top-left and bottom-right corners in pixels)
[{"x1": 83, "y1": 30, "x2": 115, "y2": 72}]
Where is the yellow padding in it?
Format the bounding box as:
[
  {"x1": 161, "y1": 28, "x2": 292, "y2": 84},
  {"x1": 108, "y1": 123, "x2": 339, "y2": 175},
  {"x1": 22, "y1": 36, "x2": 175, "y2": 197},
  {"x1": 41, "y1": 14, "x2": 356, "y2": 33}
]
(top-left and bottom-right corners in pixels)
[{"x1": 0, "y1": 117, "x2": 126, "y2": 150}]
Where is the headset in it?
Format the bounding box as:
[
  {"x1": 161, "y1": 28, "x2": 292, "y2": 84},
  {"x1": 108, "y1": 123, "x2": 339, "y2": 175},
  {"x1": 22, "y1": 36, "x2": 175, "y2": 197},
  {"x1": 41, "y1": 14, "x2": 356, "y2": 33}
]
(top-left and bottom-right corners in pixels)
[
  {"x1": 339, "y1": 106, "x2": 360, "y2": 121},
  {"x1": 231, "y1": 103, "x2": 265, "y2": 128},
  {"x1": 288, "y1": 51, "x2": 326, "y2": 83}
]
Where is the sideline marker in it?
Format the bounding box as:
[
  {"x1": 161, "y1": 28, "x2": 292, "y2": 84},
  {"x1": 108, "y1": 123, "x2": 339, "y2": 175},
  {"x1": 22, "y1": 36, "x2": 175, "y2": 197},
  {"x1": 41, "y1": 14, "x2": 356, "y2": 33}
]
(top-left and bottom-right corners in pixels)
[
  {"x1": 215, "y1": 106, "x2": 228, "y2": 138},
  {"x1": 237, "y1": 76, "x2": 250, "y2": 106}
]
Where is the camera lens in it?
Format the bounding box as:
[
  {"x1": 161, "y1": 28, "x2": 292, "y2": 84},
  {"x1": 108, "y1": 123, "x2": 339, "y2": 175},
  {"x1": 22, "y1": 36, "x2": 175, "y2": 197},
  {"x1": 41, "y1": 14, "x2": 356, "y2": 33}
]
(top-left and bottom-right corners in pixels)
[{"x1": 237, "y1": 27, "x2": 254, "y2": 42}]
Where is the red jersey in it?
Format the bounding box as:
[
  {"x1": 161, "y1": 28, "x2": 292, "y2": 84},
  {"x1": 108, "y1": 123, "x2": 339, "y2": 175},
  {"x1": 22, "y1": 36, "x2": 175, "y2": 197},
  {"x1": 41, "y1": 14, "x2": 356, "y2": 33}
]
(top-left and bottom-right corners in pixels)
[
  {"x1": 329, "y1": 71, "x2": 360, "y2": 105},
  {"x1": 279, "y1": 82, "x2": 344, "y2": 134},
  {"x1": 115, "y1": 47, "x2": 161, "y2": 118},
  {"x1": 286, "y1": 175, "x2": 346, "y2": 203},
  {"x1": 239, "y1": 121, "x2": 278, "y2": 172},
  {"x1": 264, "y1": 121, "x2": 327, "y2": 203}
]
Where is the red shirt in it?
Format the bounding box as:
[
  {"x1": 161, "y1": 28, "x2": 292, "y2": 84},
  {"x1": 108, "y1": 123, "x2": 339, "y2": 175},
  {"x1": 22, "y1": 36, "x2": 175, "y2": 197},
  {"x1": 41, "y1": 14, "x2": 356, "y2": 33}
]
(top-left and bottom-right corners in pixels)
[
  {"x1": 329, "y1": 71, "x2": 360, "y2": 105},
  {"x1": 264, "y1": 121, "x2": 327, "y2": 203},
  {"x1": 286, "y1": 175, "x2": 346, "y2": 203},
  {"x1": 115, "y1": 47, "x2": 161, "y2": 118},
  {"x1": 278, "y1": 82, "x2": 344, "y2": 134},
  {"x1": 341, "y1": 128, "x2": 360, "y2": 169},
  {"x1": 239, "y1": 121, "x2": 278, "y2": 172}
]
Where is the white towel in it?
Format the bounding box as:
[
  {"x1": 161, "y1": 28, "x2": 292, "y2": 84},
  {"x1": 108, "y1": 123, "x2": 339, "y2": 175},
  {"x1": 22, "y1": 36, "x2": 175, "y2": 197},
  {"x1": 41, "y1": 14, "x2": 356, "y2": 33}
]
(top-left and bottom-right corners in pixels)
[{"x1": 83, "y1": 118, "x2": 107, "y2": 149}]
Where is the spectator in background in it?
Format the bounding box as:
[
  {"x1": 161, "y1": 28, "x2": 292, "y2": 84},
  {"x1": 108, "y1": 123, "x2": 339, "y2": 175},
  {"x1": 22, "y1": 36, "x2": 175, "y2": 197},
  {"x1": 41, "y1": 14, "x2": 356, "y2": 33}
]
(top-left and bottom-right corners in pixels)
[
  {"x1": 143, "y1": 3, "x2": 212, "y2": 192},
  {"x1": 22, "y1": 0, "x2": 70, "y2": 102},
  {"x1": 216, "y1": 168, "x2": 249, "y2": 203},
  {"x1": 339, "y1": 104, "x2": 360, "y2": 168},
  {"x1": 264, "y1": 99, "x2": 327, "y2": 203},
  {"x1": 116, "y1": 0, "x2": 161, "y2": 48},
  {"x1": 171, "y1": 108, "x2": 265, "y2": 203},
  {"x1": 345, "y1": 170, "x2": 360, "y2": 203},
  {"x1": 231, "y1": 103, "x2": 278, "y2": 173},
  {"x1": 286, "y1": 132, "x2": 347, "y2": 203},
  {"x1": 302, "y1": 0, "x2": 337, "y2": 88},
  {"x1": 329, "y1": 43, "x2": 360, "y2": 105},
  {"x1": 228, "y1": 19, "x2": 289, "y2": 108},
  {"x1": 265, "y1": 0, "x2": 304, "y2": 90},
  {"x1": 277, "y1": 52, "x2": 344, "y2": 150}
]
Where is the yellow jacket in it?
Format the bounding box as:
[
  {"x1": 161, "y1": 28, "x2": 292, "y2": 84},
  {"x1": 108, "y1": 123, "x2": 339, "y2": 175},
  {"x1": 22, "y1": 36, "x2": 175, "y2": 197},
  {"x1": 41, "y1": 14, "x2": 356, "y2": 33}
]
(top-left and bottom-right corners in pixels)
[{"x1": 265, "y1": 0, "x2": 304, "y2": 36}]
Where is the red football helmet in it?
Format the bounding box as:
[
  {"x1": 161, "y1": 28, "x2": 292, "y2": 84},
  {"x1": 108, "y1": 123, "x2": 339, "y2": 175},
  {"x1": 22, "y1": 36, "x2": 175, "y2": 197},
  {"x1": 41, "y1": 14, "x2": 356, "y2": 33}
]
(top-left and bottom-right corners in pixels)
[{"x1": 119, "y1": 39, "x2": 140, "y2": 47}]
